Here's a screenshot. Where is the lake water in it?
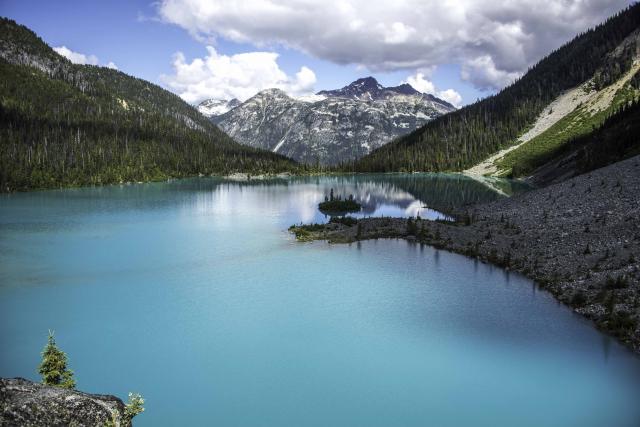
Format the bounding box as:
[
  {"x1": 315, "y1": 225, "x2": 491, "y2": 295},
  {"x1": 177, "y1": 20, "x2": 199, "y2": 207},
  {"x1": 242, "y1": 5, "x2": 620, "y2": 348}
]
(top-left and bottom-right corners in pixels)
[{"x1": 1, "y1": 174, "x2": 640, "y2": 427}]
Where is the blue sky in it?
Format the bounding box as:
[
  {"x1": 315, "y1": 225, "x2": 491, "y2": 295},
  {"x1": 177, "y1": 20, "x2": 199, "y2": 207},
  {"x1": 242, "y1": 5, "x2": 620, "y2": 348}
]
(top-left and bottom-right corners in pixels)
[{"x1": 0, "y1": 0, "x2": 631, "y2": 107}]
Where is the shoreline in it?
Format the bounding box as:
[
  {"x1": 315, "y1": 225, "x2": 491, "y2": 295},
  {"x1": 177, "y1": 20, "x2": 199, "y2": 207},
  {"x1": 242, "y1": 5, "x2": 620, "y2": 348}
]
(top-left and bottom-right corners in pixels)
[
  {"x1": 0, "y1": 170, "x2": 313, "y2": 194},
  {"x1": 1, "y1": 169, "x2": 522, "y2": 194},
  {"x1": 290, "y1": 156, "x2": 640, "y2": 355},
  {"x1": 1, "y1": 170, "x2": 379, "y2": 194}
]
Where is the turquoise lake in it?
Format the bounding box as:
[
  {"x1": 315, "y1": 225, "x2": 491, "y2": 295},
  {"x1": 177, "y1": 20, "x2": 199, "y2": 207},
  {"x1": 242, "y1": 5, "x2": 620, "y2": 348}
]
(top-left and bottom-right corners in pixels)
[{"x1": 1, "y1": 174, "x2": 640, "y2": 426}]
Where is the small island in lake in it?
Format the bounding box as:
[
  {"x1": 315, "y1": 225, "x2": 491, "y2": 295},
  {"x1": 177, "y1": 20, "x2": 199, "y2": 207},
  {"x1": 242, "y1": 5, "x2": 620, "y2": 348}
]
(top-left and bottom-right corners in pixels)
[{"x1": 318, "y1": 189, "x2": 361, "y2": 213}]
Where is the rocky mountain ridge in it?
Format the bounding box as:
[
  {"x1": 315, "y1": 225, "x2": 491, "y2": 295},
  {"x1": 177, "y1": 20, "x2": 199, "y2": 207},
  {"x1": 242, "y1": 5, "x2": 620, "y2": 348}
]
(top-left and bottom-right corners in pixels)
[
  {"x1": 197, "y1": 98, "x2": 241, "y2": 117},
  {"x1": 197, "y1": 77, "x2": 456, "y2": 165},
  {"x1": 317, "y1": 76, "x2": 453, "y2": 106}
]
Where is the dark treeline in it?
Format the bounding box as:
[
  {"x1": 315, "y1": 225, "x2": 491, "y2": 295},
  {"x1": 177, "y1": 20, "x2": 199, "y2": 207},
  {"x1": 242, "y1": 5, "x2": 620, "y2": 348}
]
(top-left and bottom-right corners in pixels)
[
  {"x1": 0, "y1": 18, "x2": 306, "y2": 192},
  {"x1": 341, "y1": 4, "x2": 640, "y2": 173}
]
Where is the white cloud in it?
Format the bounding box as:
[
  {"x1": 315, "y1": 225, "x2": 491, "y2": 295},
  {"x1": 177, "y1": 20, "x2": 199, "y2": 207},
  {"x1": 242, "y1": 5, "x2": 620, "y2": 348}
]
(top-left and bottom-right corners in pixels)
[
  {"x1": 160, "y1": 46, "x2": 317, "y2": 103},
  {"x1": 53, "y1": 46, "x2": 118, "y2": 70},
  {"x1": 288, "y1": 66, "x2": 316, "y2": 95},
  {"x1": 53, "y1": 46, "x2": 98, "y2": 65},
  {"x1": 405, "y1": 72, "x2": 436, "y2": 95},
  {"x1": 461, "y1": 55, "x2": 523, "y2": 91},
  {"x1": 437, "y1": 89, "x2": 463, "y2": 108},
  {"x1": 382, "y1": 22, "x2": 416, "y2": 44},
  {"x1": 157, "y1": 0, "x2": 626, "y2": 91},
  {"x1": 404, "y1": 71, "x2": 463, "y2": 108}
]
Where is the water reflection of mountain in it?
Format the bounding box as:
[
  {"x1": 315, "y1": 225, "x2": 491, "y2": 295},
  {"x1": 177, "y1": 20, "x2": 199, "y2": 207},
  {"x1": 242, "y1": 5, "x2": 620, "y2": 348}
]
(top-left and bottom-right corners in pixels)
[
  {"x1": 357, "y1": 174, "x2": 531, "y2": 213},
  {"x1": 209, "y1": 173, "x2": 531, "y2": 216},
  {"x1": 277, "y1": 174, "x2": 531, "y2": 215},
  {"x1": 13, "y1": 174, "x2": 530, "y2": 227}
]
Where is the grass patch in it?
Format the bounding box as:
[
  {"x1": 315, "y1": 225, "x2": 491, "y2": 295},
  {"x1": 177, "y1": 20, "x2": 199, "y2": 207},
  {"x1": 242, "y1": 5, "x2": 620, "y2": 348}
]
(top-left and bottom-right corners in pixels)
[
  {"x1": 497, "y1": 79, "x2": 639, "y2": 177},
  {"x1": 288, "y1": 223, "x2": 326, "y2": 241}
]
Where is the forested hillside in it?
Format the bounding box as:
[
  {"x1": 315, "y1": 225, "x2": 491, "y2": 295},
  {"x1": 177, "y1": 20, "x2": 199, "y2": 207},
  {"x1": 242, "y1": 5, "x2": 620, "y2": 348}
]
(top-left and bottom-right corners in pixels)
[
  {"x1": 565, "y1": 96, "x2": 640, "y2": 173},
  {"x1": 0, "y1": 18, "x2": 298, "y2": 192},
  {"x1": 529, "y1": 96, "x2": 640, "y2": 185},
  {"x1": 348, "y1": 4, "x2": 640, "y2": 173},
  {"x1": 498, "y1": 72, "x2": 640, "y2": 178}
]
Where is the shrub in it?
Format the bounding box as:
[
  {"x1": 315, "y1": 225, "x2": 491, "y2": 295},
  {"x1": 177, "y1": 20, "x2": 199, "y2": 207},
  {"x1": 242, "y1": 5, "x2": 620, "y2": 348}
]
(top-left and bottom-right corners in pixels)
[
  {"x1": 406, "y1": 217, "x2": 418, "y2": 235},
  {"x1": 605, "y1": 292, "x2": 616, "y2": 314},
  {"x1": 124, "y1": 392, "x2": 145, "y2": 423},
  {"x1": 604, "y1": 274, "x2": 629, "y2": 289},
  {"x1": 330, "y1": 216, "x2": 358, "y2": 227},
  {"x1": 608, "y1": 311, "x2": 637, "y2": 336},
  {"x1": 571, "y1": 291, "x2": 587, "y2": 307},
  {"x1": 288, "y1": 223, "x2": 327, "y2": 240}
]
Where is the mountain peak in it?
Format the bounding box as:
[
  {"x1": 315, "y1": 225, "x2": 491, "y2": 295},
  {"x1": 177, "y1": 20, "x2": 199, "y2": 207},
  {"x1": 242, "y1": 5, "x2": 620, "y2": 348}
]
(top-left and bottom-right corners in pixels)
[
  {"x1": 386, "y1": 83, "x2": 420, "y2": 96},
  {"x1": 350, "y1": 76, "x2": 382, "y2": 89},
  {"x1": 214, "y1": 76, "x2": 457, "y2": 164},
  {"x1": 317, "y1": 77, "x2": 442, "y2": 102},
  {"x1": 317, "y1": 76, "x2": 385, "y2": 101},
  {"x1": 256, "y1": 88, "x2": 291, "y2": 98}
]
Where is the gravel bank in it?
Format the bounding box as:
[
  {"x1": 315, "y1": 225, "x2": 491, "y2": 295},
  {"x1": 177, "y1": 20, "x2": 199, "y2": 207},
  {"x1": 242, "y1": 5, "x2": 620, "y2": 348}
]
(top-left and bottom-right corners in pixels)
[{"x1": 290, "y1": 156, "x2": 640, "y2": 353}]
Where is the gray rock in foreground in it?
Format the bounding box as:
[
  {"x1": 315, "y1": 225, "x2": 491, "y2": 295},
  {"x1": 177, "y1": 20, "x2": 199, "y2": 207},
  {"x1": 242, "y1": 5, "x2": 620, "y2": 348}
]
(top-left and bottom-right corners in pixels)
[{"x1": 0, "y1": 378, "x2": 129, "y2": 427}]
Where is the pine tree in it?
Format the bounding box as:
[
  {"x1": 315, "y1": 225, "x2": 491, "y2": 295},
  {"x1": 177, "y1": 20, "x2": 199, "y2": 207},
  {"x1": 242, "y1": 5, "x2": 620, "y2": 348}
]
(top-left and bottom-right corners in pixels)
[
  {"x1": 38, "y1": 331, "x2": 75, "y2": 389},
  {"x1": 407, "y1": 217, "x2": 418, "y2": 235}
]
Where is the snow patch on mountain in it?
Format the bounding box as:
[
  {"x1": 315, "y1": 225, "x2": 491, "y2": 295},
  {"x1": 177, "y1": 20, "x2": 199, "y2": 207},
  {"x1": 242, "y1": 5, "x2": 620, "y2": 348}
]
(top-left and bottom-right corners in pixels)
[
  {"x1": 197, "y1": 98, "x2": 241, "y2": 117},
  {"x1": 202, "y1": 77, "x2": 456, "y2": 165}
]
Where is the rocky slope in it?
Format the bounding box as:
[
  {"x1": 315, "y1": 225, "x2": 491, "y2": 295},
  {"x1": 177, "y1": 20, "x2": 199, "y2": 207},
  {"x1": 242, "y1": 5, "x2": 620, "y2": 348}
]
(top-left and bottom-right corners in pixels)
[
  {"x1": 291, "y1": 155, "x2": 640, "y2": 353},
  {"x1": 0, "y1": 378, "x2": 129, "y2": 426},
  {"x1": 201, "y1": 77, "x2": 455, "y2": 165},
  {"x1": 197, "y1": 98, "x2": 241, "y2": 117},
  {"x1": 465, "y1": 35, "x2": 640, "y2": 178}
]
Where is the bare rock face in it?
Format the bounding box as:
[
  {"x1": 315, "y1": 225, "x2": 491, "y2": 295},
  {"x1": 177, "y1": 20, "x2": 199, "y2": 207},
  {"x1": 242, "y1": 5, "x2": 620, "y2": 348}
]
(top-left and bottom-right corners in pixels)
[
  {"x1": 0, "y1": 378, "x2": 129, "y2": 427},
  {"x1": 200, "y1": 77, "x2": 456, "y2": 165},
  {"x1": 197, "y1": 98, "x2": 241, "y2": 117}
]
